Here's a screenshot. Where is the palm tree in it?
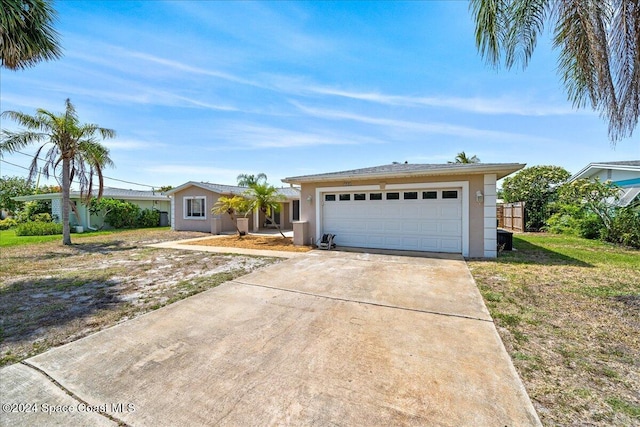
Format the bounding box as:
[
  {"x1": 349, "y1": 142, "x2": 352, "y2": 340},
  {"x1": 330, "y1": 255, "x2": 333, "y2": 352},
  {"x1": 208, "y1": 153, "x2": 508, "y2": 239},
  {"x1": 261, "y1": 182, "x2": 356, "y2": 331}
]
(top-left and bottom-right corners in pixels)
[
  {"x1": 237, "y1": 173, "x2": 267, "y2": 187},
  {"x1": 212, "y1": 195, "x2": 251, "y2": 236},
  {"x1": 1, "y1": 98, "x2": 115, "y2": 244},
  {"x1": 244, "y1": 182, "x2": 286, "y2": 238},
  {"x1": 449, "y1": 151, "x2": 480, "y2": 164},
  {"x1": 470, "y1": 0, "x2": 639, "y2": 144},
  {"x1": 1, "y1": 0, "x2": 62, "y2": 70}
]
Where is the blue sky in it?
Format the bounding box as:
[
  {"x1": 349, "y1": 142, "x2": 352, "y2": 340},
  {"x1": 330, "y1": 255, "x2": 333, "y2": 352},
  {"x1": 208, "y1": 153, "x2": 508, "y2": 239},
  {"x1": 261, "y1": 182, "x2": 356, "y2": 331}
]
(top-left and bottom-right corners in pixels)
[{"x1": 1, "y1": 0, "x2": 638, "y2": 191}]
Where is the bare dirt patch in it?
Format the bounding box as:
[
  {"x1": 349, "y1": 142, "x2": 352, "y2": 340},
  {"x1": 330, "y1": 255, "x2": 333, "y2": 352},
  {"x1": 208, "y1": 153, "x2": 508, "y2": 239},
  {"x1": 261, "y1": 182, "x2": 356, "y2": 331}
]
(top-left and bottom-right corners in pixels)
[
  {"x1": 185, "y1": 234, "x2": 313, "y2": 252},
  {"x1": 0, "y1": 229, "x2": 281, "y2": 366}
]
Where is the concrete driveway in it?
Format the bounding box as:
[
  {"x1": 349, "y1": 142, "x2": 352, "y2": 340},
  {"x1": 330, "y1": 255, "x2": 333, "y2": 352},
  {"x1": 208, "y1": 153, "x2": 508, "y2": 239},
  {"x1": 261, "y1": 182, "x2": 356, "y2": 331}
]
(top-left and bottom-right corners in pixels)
[{"x1": 1, "y1": 250, "x2": 541, "y2": 426}]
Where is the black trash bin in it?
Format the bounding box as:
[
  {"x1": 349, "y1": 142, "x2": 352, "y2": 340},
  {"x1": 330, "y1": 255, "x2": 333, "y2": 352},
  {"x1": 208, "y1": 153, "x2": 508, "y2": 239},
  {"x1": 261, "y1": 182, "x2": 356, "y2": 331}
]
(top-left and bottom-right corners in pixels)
[
  {"x1": 497, "y1": 229, "x2": 513, "y2": 251},
  {"x1": 159, "y1": 211, "x2": 169, "y2": 227}
]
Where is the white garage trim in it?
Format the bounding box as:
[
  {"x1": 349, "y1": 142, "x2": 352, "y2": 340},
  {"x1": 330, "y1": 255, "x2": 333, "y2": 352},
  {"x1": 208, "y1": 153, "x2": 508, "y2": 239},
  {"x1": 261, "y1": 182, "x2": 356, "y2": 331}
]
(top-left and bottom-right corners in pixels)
[{"x1": 315, "y1": 181, "x2": 469, "y2": 256}]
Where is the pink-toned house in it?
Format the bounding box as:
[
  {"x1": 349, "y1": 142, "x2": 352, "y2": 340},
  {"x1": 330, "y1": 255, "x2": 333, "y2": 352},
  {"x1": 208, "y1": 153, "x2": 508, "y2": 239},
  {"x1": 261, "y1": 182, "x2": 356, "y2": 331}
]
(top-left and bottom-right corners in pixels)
[
  {"x1": 166, "y1": 182, "x2": 300, "y2": 234},
  {"x1": 282, "y1": 163, "x2": 525, "y2": 258}
]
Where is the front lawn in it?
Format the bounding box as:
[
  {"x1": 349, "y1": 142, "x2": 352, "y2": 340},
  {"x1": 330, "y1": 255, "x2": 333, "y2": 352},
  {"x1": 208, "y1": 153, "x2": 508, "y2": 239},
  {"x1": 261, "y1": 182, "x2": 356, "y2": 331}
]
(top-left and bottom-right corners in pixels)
[
  {"x1": 0, "y1": 227, "x2": 169, "y2": 247},
  {"x1": 468, "y1": 234, "x2": 640, "y2": 426}
]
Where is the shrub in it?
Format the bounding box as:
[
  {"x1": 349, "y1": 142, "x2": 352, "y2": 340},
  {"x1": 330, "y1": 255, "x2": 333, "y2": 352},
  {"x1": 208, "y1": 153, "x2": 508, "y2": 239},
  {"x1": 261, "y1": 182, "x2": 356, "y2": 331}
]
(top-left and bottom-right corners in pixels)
[
  {"x1": 0, "y1": 218, "x2": 18, "y2": 230},
  {"x1": 137, "y1": 209, "x2": 160, "y2": 228},
  {"x1": 32, "y1": 213, "x2": 52, "y2": 223},
  {"x1": 15, "y1": 221, "x2": 63, "y2": 236},
  {"x1": 602, "y1": 207, "x2": 640, "y2": 248}
]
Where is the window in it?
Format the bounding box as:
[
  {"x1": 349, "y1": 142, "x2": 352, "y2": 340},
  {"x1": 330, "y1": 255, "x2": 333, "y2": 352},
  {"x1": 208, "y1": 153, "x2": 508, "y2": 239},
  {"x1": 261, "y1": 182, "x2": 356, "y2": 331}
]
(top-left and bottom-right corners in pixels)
[
  {"x1": 185, "y1": 197, "x2": 206, "y2": 219},
  {"x1": 442, "y1": 190, "x2": 458, "y2": 199},
  {"x1": 292, "y1": 200, "x2": 300, "y2": 221},
  {"x1": 339, "y1": 194, "x2": 351, "y2": 201},
  {"x1": 370, "y1": 193, "x2": 382, "y2": 200},
  {"x1": 386, "y1": 192, "x2": 400, "y2": 200},
  {"x1": 404, "y1": 191, "x2": 418, "y2": 200},
  {"x1": 422, "y1": 191, "x2": 437, "y2": 199},
  {"x1": 354, "y1": 193, "x2": 366, "y2": 201},
  {"x1": 325, "y1": 194, "x2": 336, "y2": 201}
]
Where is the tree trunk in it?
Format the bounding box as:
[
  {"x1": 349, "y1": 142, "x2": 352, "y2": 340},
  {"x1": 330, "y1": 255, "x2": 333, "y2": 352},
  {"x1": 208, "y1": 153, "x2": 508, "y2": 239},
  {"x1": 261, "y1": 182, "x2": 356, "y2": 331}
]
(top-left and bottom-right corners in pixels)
[
  {"x1": 61, "y1": 156, "x2": 72, "y2": 245},
  {"x1": 266, "y1": 214, "x2": 286, "y2": 238}
]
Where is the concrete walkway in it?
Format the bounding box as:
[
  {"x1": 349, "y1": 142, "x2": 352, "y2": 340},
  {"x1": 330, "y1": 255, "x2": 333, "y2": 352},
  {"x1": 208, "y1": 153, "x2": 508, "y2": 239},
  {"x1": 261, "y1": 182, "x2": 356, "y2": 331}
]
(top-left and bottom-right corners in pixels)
[{"x1": 1, "y1": 250, "x2": 541, "y2": 426}]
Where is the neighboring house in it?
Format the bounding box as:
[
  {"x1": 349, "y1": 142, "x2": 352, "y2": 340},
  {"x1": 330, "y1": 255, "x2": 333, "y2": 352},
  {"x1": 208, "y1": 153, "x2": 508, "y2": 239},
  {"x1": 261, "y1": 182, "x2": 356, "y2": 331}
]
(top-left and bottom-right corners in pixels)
[
  {"x1": 166, "y1": 182, "x2": 301, "y2": 234},
  {"x1": 13, "y1": 187, "x2": 171, "y2": 230},
  {"x1": 282, "y1": 163, "x2": 525, "y2": 258},
  {"x1": 567, "y1": 160, "x2": 640, "y2": 207}
]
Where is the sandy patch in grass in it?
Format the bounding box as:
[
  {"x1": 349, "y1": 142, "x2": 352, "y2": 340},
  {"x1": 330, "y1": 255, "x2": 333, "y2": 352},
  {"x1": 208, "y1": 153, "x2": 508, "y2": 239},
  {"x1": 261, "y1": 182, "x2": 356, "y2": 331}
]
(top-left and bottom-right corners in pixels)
[{"x1": 185, "y1": 235, "x2": 313, "y2": 253}]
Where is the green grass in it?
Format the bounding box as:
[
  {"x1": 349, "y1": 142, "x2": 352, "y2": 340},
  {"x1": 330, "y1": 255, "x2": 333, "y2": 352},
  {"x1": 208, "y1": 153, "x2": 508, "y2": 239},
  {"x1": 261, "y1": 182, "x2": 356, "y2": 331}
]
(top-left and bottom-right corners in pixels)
[
  {"x1": 0, "y1": 227, "x2": 170, "y2": 247},
  {"x1": 469, "y1": 233, "x2": 639, "y2": 426}
]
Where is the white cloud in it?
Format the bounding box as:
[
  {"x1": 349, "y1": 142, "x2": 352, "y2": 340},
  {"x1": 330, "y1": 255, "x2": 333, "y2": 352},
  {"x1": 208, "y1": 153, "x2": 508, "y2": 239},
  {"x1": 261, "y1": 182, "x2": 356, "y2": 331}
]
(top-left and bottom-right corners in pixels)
[
  {"x1": 306, "y1": 86, "x2": 582, "y2": 116},
  {"x1": 292, "y1": 102, "x2": 556, "y2": 143}
]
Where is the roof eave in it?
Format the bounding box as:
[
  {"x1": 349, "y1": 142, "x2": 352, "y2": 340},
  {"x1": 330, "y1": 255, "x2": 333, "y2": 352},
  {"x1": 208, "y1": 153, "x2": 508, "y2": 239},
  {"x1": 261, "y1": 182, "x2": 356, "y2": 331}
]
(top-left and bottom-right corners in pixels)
[{"x1": 282, "y1": 164, "x2": 526, "y2": 185}]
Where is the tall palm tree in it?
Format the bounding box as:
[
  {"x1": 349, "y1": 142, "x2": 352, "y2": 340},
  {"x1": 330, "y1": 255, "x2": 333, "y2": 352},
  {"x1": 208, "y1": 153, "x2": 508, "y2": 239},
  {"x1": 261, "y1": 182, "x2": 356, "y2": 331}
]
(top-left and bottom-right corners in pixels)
[
  {"x1": 449, "y1": 151, "x2": 480, "y2": 164},
  {"x1": 1, "y1": 98, "x2": 115, "y2": 244},
  {"x1": 470, "y1": 0, "x2": 639, "y2": 144},
  {"x1": 1, "y1": 0, "x2": 62, "y2": 70},
  {"x1": 237, "y1": 173, "x2": 267, "y2": 187},
  {"x1": 244, "y1": 182, "x2": 286, "y2": 238}
]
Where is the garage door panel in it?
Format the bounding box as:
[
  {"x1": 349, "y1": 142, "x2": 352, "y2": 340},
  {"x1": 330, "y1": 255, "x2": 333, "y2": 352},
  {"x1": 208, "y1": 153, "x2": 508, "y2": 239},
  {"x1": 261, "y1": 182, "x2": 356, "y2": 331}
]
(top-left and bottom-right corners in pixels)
[{"x1": 322, "y1": 187, "x2": 463, "y2": 253}]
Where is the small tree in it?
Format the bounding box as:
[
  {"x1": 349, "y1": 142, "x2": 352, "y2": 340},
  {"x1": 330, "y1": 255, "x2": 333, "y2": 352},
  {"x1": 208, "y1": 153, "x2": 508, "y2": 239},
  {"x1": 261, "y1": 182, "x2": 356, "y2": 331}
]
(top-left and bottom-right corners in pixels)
[
  {"x1": 244, "y1": 182, "x2": 286, "y2": 238},
  {"x1": 501, "y1": 165, "x2": 571, "y2": 231},
  {"x1": 0, "y1": 175, "x2": 33, "y2": 215},
  {"x1": 237, "y1": 173, "x2": 267, "y2": 187},
  {"x1": 212, "y1": 195, "x2": 251, "y2": 236},
  {"x1": 557, "y1": 178, "x2": 621, "y2": 233}
]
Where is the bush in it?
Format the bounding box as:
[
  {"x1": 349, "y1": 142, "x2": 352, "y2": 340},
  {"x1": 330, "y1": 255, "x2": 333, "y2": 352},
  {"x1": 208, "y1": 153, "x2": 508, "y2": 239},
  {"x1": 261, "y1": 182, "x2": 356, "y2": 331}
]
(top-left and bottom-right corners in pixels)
[
  {"x1": 15, "y1": 221, "x2": 63, "y2": 236},
  {"x1": 103, "y1": 200, "x2": 141, "y2": 228},
  {"x1": 137, "y1": 209, "x2": 160, "y2": 228},
  {"x1": 545, "y1": 204, "x2": 583, "y2": 235},
  {"x1": 0, "y1": 218, "x2": 18, "y2": 230},
  {"x1": 32, "y1": 213, "x2": 52, "y2": 223},
  {"x1": 578, "y1": 213, "x2": 605, "y2": 240},
  {"x1": 602, "y1": 207, "x2": 640, "y2": 248}
]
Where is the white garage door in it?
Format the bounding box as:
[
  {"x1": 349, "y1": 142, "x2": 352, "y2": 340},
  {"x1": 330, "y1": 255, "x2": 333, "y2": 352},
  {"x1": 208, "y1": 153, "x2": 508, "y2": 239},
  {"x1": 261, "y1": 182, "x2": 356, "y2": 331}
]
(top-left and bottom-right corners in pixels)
[{"x1": 322, "y1": 188, "x2": 462, "y2": 253}]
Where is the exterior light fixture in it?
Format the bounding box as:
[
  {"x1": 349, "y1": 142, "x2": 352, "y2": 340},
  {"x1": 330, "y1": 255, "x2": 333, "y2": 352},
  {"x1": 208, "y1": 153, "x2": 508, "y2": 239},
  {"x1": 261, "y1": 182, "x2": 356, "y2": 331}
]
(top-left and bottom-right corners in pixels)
[
  {"x1": 476, "y1": 190, "x2": 484, "y2": 203},
  {"x1": 306, "y1": 195, "x2": 313, "y2": 204}
]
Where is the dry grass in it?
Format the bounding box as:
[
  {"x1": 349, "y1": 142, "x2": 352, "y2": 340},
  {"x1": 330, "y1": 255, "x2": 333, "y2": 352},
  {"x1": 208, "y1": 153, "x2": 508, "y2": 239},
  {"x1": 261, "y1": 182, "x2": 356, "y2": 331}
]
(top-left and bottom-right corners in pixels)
[
  {"x1": 468, "y1": 233, "x2": 640, "y2": 426},
  {"x1": 0, "y1": 229, "x2": 281, "y2": 366},
  {"x1": 185, "y1": 234, "x2": 313, "y2": 252}
]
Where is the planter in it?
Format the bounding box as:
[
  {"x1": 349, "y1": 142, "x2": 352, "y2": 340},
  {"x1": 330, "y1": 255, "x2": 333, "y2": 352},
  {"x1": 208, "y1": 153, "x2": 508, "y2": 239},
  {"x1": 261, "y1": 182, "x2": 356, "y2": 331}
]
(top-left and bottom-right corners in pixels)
[
  {"x1": 236, "y1": 218, "x2": 249, "y2": 235},
  {"x1": 75, "y1": 226, "x2": 84, "y2": 233}
]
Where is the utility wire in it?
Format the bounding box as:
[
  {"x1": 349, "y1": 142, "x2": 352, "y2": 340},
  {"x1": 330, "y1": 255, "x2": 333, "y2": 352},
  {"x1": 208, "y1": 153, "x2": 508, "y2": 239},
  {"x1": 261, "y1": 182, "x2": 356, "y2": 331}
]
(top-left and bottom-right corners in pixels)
[{"x1": 8, "y1": 151, "x2": 160, "y2": 189}]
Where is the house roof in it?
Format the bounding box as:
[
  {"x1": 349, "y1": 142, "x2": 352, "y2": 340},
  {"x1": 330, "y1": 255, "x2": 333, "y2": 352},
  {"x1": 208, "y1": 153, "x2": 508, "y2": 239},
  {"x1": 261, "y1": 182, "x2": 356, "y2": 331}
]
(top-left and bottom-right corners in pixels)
[
  {"x1": 568, "y1": 160, "x2": 640, "y2": 182},
  {"x1": 13, "y1": 187, "x2": 170, "y2": 202},
  {"x1": 282, "y1": 163, "x2": 526, "y2": 184},
  {"x1": 166, "y1": 181, "x2": 300, "y2": 199}
]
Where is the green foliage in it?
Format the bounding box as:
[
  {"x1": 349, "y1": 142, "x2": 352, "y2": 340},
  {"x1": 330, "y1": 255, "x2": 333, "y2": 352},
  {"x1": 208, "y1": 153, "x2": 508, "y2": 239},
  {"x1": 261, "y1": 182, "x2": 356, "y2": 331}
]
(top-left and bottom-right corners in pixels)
[
  {"x1": 0, "y1": 176, "x2": 32, "y2": 214},
  {"x1": 501, "y1": 165, "x2": 571, "y2": 231},
  {"x1": 13, "y1": 200, "x2": 52, "y2": 223},
  {"x1": 15, "y1": 221, "x2": 63, "y2": 236},
  {"x1": 0, "y1": 218, "x2": 18, "y2": 230},
  {"x1": 545, "y1": 204, "x2": 604, "y2": 239},
  {"x1": 601, "y1": 207, "x2": 640, "y2": 248},
  {"x1": 32, "y1": 213, "x2": 52, "y2": 223},
  {"x1": 89, "y1": 198, "x2": 140, "y2": 229},
  {"x1": 137, "y1": 209, "x2": 160, "y2": 228},
  {"x1": 212, "y1": 195, "x2": 252, "y2": 236},
  {"x1": 244, "y1": 181, "x2": 287, "y2": 237},
  {"x1": 89, "y1": 198, "x2": 161, "y2": 229}
]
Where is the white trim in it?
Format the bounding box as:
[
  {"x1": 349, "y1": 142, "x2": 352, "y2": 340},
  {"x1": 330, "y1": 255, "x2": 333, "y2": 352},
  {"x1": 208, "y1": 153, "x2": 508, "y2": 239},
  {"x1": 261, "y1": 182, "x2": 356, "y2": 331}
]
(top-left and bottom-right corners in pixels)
[
  {"x1": 183, "y1": 196, "x2": 207, "y2": 220},
  {"x1": 315, "y1": 181, "x2": 469, "y2": 257},
  {"x1": 483, "y1": 174, "x2": 497, "y2": 258}
]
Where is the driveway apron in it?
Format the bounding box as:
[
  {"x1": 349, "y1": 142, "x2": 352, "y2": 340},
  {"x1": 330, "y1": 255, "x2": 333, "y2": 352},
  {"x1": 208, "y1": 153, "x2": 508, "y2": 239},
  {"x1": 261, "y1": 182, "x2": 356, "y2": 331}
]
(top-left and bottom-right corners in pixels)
[{"x1": 1, "y1": 250, "x2": 541, "y2": 426}]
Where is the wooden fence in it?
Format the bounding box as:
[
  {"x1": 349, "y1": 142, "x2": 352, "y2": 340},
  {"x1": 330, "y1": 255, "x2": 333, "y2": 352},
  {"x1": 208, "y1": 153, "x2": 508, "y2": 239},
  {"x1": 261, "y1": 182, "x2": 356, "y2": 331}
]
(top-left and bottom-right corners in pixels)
[{"x1": 497, "y1": 202, "x2": 525, "y2": 232}]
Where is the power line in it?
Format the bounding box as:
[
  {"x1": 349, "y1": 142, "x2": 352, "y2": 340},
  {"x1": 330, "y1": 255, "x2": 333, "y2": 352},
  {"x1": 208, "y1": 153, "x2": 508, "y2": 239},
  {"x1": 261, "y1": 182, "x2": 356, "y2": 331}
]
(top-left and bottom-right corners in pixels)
[{"x1": 8, "y1": 151, "x2": 160, "y2": 189}]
